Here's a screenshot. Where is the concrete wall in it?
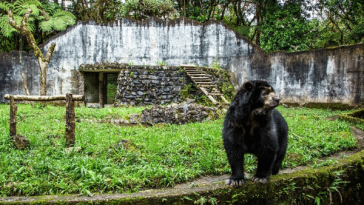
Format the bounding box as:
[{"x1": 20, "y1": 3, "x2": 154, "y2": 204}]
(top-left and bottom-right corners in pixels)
[{"x1": 0, "y1": 17, "x2": 363, "y2": 106}]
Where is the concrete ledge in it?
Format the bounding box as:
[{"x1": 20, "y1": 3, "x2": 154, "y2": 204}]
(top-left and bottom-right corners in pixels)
[{"x1": 1, "y1": 151, "x2": 364, "y2": 204}]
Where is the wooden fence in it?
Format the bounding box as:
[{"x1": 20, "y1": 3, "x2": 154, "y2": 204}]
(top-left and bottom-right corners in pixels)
[{"x1": 4, "y1": 94, "x2": 84, "y2": 147}]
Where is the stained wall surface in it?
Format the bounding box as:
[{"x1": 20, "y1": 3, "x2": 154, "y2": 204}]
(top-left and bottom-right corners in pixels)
[{"x1": 0, "y1": 18, "x2": 363, "y2": 106}]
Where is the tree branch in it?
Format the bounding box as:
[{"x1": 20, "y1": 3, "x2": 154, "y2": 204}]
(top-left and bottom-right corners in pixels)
[
  {"x1": 21, "y1": 8, "x2": 32, "y2": 29},
  {"x1": 8, "y1": 9, "x2": 21, "y2": 31},
  {"x1": 37, "y1": 6, "x2": 50, "y2": 21},
  {"x1": 45, "y1": 43, "x2": 57, "y2": 62}
]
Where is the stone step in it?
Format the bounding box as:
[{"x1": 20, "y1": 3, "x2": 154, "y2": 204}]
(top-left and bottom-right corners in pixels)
[
  {"x1": 191, "y1": 77, "x2": 209, "y2": 79},
  {"x1": 180, "y1": 64, "x2": 196, "y2": 68},
  {"x1": 187, "y1": 72, "x2": 206, "y2": 75},
  {"x1": 199, "y1": 85, "x2": 216, "y2": 87},
  {"x1": 193, "y1": 79, "x2": 211, "y2": 81},
  {"x1": 181, "y1": 64, "x2": 230, "y2": 104},
  {"x1": 196, "y1": 82, "x2": 213, "y2": 84}
]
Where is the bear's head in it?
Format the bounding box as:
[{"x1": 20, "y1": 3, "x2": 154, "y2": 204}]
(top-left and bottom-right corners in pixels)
[{"x1": 242, "y1": 80, "x2": 280, "y2": 115}]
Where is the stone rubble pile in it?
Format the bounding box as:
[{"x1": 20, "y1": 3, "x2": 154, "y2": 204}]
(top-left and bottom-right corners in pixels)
[
  {"x1": 138, "y1": 100, "x2": 224, "y2": 125},
  {"x1": 80, "y1": 100, "x2": 225, "y2": 125}
]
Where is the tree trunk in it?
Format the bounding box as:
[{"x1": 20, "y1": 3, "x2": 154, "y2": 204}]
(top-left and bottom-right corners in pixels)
[
  {"x1": 21, "y1": 72, "x2": 31, "y2": 96},
  {"x1": 65, "y1": 93, "x2": 75, "y2": 147},
  {"x1": 8, "y1": 8, "x2": 56, "y2": 96},
  {"x1": 39, "y1": 60, "x2": 49, "y2": 95},
  {"x1": 21, "y1": 72, "x2": 35, "y2": 107},
  {"x1": 10, "y1": 95, "x2": 17, "y2": 136}
]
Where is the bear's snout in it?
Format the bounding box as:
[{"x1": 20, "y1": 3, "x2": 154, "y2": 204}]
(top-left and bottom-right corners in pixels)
[
  {"x1": 274, "y1": 96, "x2": 280, "y2": 103},
  {"x1": 268, "y1": 94, "x2": 280, "y2": 108}
]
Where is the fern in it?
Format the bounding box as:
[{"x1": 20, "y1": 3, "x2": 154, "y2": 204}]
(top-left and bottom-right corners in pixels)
[
  {"x1": 0, "y1": 0, "x2": 75, "y2": 38},
  {"x1": 0, "y1": 2, "x2": 13, "y2": 13},
  {"x1": 0, "y1": 15, "x2": 20, "y2": 37}
]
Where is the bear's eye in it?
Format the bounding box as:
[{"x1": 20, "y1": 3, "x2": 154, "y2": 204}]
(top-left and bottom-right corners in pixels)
[{"x1": 261, "y1": 92, "x2": 267, "y2": 97}]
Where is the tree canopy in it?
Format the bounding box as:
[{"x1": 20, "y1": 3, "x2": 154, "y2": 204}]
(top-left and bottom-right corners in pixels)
[
  {"x1": 0, "y1": 0, "x2": 363, "y2": 53},
  {"x1": 0, "y1": 0, "x2": 76, "y2": 52}
]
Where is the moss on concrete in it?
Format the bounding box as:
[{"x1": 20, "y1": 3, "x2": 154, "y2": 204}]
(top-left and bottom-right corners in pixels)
[
  {"x1": 283, "y1": 102, "x2": 358, "y2": 110},
  {"x1": 340, "y1": 109, "x2": 364, "y2": 125}
]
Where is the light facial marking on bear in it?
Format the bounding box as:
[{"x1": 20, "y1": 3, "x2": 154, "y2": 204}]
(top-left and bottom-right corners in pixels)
[{"x1": 261, "y1": 87, "x2": 279, "y2": 108}]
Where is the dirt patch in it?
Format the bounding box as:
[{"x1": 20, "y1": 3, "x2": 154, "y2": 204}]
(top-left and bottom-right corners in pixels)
[{"x1": 326, "y1": 115, "x2": 339, "y2": 121}]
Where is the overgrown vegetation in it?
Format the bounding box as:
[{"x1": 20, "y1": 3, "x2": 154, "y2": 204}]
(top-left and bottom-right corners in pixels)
[
  {"x1": 1, "y1": 0, "x2": 363, "y2": 53},
  {"x1": 339, "y1": 109, "x2": 364, "y2": 131},
  {"x1": 0, "y1": 104, "x2": 358, "y2": 196},
  {"x1": 106, "y1": 74, "x2": 118, "y2": 104},
  {"x1": 0, "y1": 0, "x2": 76, "y2": 52}
]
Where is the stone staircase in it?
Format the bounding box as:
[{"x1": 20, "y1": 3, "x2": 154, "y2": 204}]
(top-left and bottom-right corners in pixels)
[{"x1": 181, "y1": 65, "x2": 229, "y2": 105}]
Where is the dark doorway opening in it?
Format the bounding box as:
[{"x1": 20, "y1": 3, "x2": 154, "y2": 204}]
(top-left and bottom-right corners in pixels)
[
  {"x1": 83, "y1": 72, "x2": 119, "y2": 107},
  {"x1": 84, "y1": 72, "x2": 99, "y2": 103}
]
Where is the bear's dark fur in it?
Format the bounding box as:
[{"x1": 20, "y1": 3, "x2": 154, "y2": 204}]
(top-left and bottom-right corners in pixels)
[{"x1": 223, "y1": 80, "x2": 288, "y2": 186}]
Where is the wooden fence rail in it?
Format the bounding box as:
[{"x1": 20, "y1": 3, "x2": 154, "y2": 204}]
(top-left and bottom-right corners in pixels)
[
  {"x1": 5, "y1": 94, "x2": 84, "y2": 148},
  {"x1": 4, "y1": 94, "x2": 84, "y2": 101}
]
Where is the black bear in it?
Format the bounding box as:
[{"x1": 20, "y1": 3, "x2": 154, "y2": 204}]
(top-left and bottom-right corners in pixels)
[{"x1": 223, "y1": 80, "x2": 288, "y2": 186}]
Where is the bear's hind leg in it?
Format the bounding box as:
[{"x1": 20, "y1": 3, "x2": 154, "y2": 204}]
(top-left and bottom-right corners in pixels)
[
  {"x1": 251, "y1": 153, "x2": 276, "y2": 184},
  {"x1": 272, "y1": 150, "x2": 286, "y2": 175},
  {"x1": 272, "y1": 156, "x2": 284, "y2": 175}
]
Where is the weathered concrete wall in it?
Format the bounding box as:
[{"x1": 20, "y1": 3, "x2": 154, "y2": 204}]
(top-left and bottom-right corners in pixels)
[
  {"x1": 0, "y1": 17, "x2": 363, "y2": 106},
  {"x1": 265, "y1": 45, "x2": 364, "y2": 106}
]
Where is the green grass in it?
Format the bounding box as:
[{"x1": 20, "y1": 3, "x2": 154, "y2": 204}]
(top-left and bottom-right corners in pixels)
[
  {"x1": 0, "y1": 104, "x2": 358, "y2": 196},
  {"x1": 107, "y1": 83, "x2": 118, "y2": 104}
]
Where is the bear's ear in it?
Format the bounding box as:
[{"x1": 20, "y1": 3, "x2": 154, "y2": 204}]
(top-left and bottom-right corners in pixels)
[{"x1": 242, "y1": 81, "x2": 254, "y2": 91}]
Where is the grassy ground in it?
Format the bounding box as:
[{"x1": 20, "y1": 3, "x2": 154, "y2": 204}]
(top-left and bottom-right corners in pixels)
[{"x1": 0, "y1": 104, "x2": 358, "y2": 196}]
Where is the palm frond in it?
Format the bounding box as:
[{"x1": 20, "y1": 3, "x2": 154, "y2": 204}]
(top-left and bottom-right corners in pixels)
[
  {"x1": 0, "y1": 2, "x2": 14, "y2": 13},
  {"x1": 39, "y1": 18, "x2": 53, "y2": 32},
  {"x1": 41, "y1": 2, "x2": 58, "y2": 16},
  {"x1": 14, "y1": 0, "x2": 42, "y2": 17},
  {"x1": 0, "y1": 15, "x2": 19, "y2": 37}
]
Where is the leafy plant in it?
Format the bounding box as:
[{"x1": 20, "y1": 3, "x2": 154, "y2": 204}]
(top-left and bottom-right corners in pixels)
[
  {"x1": 157, "y1": 60, "x2": 166, "y2": 66},
  {"x1": 210, "y1": 56, "x2": 222, "y2": 69},
  {"x1": 120, "y1": 0, "x2": 178, "y2": 20},
  {"x1": 179, "y1": 83, "x2": 195, "y2": 100},
  {"x1": 0, "y1": 0, "x2": 75, "y2": 38}
]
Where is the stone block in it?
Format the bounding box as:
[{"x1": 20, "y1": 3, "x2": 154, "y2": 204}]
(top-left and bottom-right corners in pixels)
[{"x1": 149, "y1": 75, "x2": 158, "y2": 80}]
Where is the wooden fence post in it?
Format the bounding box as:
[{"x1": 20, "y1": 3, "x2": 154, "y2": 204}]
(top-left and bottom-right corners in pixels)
[
  {"x1": 65, "y1": 93, "x2": 75, "y2": 147},
  {"x1": 10, "y1": 95, "x2": 17, "y2": 136}
]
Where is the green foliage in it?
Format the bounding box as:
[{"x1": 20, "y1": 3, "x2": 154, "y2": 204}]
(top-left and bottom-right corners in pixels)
[
  {"x1": 67, "y1": 0, "x2": 122, "y2": 23},
  {"x1": 0, "y1": 0, "x2": 75, "y2": 52},
  {"x1": 210, "y1": 57, "x2": 222, "y2": 69},
  {"x1": 0, "y1": 104, "x2": 359, "y2": 196},
  {"x1": 179, "y1": 83, "x2": 195, "y2": 100},
  {"x1": 260, "y1": 2, "x2": 314, "y2": 52},
  {"x1": 0, "y1": 0, "x2": 75, "y2": 37},
  {"x1": 157, "y1": 60, "x2": 167, "y2": 66},
  {"x1": 120, "y1": 0, "x2": 178, "y2": 20}
]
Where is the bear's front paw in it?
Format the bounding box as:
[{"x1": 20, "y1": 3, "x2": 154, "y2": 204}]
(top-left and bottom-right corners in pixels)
[
  {"x1": 225, "y1": 178, "x2": 244, "y2": 186},
  {"x1": 251, "y1": 176, "x2": 269, "y2": 184}
]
